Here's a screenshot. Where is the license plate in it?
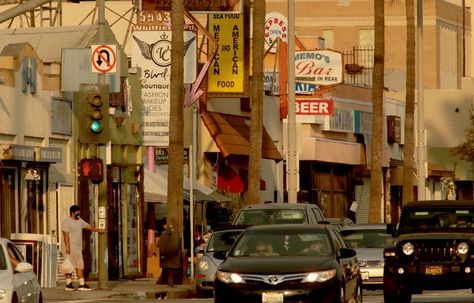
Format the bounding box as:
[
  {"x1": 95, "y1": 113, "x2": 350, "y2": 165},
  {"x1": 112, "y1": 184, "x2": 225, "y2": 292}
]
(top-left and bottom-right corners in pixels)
[
  {"x1": 361, "y1": 271, "x2": 369, "y2": 280},
  {"x1": 262, "y1": 292, "x2": 284, "y2": 303},
  {"x1": 425, "y1": 266, "x2": 443, "y2": 275}
]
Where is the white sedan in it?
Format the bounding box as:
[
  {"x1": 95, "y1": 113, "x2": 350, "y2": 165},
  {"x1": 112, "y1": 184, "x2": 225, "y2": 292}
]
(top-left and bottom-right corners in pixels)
[{"x1": 0, "y1": 238, "x2": 42, "y2": 303}]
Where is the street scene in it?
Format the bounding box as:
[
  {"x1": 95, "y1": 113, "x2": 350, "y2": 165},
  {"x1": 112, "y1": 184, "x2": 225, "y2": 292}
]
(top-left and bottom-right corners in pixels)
[{"x1": 1, "y1": 0, "x2": 474, "y2": 302}]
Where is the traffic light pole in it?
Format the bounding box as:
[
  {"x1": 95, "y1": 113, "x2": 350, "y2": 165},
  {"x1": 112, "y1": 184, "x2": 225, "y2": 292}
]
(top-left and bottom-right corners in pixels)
[{"x1": 97, "y1": 0, "x2": 108, "y2": 289}]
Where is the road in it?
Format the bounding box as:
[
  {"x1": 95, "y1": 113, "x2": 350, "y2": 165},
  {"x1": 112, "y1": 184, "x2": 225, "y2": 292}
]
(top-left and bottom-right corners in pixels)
[{"x1": 44, "y1": 289, "x2": 474, "y2": 303}]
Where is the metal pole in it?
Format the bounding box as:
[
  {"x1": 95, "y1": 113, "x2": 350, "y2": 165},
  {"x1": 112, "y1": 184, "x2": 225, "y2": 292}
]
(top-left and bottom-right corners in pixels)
[
  {"x1": 287, "y1": 0, "x2": 297, "y2": 203},
  {"x1": 97, "y1": 0, "x2": 108, "y2": 289},
  {"x1": 416, "y1": 0, "x2": 426, "y2": 200},
  {"x1": 189, "y1": 145, "x2": 194, "y2": 279}
]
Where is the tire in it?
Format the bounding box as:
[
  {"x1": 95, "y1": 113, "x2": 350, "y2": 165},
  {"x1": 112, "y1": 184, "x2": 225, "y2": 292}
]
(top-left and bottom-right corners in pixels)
[
  {"x1": 38, "y1": 292, "x2": 43, "y2": 303},
  {"x1": 355, "y1": 283, "x2": 363, "y2": 303},
  {"x1": 383, "y1": 274, "x2": 411, "y2": 303},
  {"x1": 12, "y1": 293, "x2": 18, "y2": 303}
]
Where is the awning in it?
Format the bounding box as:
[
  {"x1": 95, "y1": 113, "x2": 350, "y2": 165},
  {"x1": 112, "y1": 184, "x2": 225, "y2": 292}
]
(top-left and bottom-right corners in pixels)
[
  {"x1": 201, "y1": 111, "x2": 283, "y2": 162},
  {"x1": 144, "y1": 166, "x2": 230, "y2": 203},
  {"x1": 300, "y1": 137, "x2": 366, "y2": 165}
]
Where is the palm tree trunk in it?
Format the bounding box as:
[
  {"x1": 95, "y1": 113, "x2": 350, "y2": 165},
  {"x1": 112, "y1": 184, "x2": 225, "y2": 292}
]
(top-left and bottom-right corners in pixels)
[
  {"x1": 168, "y1": 0, "x2": 184, "y2": 281},
  {"x1": 369, "y1": 0, "x2": 384, "y2": 223},
  {"x1": 402, "y1": 0, "x2": 416, "y2": 206},
  {"x1": 245, "y1": 0, "x2": 265, "y2": 205}
]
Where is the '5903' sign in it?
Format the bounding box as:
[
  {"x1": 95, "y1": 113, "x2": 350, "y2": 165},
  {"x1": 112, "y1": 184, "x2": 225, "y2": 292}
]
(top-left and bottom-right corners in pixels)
[{"x1": 294, "y1": 50, "x2": 344, "y2": 86}]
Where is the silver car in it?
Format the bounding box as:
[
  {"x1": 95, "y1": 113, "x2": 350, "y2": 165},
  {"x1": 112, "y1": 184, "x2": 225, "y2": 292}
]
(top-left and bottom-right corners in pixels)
[
  {"x1": 340, "y1": 223, "x2": 395, "y2": 289},
  {"x1": 195, "y1": 227, "x2": 244, "y2": 297},
  {"x1": 0, "y1": 238, "x2": 42, "y2": 303}
]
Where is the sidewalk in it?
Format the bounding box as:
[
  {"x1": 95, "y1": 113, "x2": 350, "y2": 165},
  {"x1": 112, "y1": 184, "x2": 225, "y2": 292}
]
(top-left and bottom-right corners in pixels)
[{"x1": 42, "y1": 278, "x2": 196, "y2": 301}]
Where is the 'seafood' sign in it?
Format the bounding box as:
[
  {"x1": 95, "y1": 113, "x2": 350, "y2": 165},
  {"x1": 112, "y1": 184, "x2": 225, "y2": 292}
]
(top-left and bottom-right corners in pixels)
[
  {"x1": 295, "y1": 50, "x2": 344, "y2": 86},
  {"x1": 208, "y1": 13, "x2": 245, "y2": 94},
  {"x1": 296, "y1": 99, "x2": 334, "y2": 115}
]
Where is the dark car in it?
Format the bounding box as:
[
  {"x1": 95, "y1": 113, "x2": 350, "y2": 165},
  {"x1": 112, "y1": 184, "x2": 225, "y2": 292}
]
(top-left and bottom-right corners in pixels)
[
  {"x1": 232, "y1": 203, "x2": 325, "y2": 225},
  {"x1": 213, "y1": 224, "x2": 362, "y2": 303},
  {"x1": 383, "y1": 200, "x2": 474, "y2": 303}
]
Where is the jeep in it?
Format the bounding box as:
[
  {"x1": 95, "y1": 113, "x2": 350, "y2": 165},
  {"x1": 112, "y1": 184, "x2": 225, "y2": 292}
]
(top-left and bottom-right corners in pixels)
[{"x1": 384, "y1": 200, "x2": 474, "y2": 303}]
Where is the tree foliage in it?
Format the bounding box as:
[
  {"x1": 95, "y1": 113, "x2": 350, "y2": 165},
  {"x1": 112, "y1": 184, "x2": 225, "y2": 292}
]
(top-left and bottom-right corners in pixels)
[{"x1": 453, "y1": 114, "x2": 474, "y2": 164}]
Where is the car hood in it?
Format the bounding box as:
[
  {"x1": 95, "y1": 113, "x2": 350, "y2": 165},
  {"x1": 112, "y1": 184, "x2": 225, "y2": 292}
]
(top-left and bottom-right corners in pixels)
[
  {"x1": 353, "y1": 248, "x2": 383, "y2": 261},
  {"x1": 398, "y1": 232, "x2": 474, "y2": 241},
  {"x1": 219, "y1": 256, "x2": 336, "y2": 274}
]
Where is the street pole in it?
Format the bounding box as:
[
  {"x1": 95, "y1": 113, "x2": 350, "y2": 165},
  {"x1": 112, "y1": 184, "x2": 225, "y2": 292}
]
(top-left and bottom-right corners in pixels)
[
  {"x1": 287, "y1": 0, "x2": 298, "y2": 203},
  {"x1": 97, "y1": 0, "x2": 108, "y2": 289},
  {"x1": 416, "y1": 0, "x2": 426, "y2": 200}
]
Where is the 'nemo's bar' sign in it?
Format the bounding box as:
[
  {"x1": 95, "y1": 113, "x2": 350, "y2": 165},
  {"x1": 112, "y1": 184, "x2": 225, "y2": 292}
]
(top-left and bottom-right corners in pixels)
[{"x1": 141, "y1": 0, "x2": 241, "y2": 13}]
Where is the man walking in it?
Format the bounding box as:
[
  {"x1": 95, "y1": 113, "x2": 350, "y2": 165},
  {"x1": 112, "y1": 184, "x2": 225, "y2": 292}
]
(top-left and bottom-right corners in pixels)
[{"x1": 62, "y1": 205, "x2": 104, "y2": 291}]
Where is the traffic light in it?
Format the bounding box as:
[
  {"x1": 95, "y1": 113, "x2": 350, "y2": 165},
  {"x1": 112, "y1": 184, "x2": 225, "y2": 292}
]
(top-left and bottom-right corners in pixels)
[
  {"x1": 74, "y1": 83, "x2": 110, "y2": 144},
  {"x1": 79, "y1": 157, "x2": 104, "y2": 184}
]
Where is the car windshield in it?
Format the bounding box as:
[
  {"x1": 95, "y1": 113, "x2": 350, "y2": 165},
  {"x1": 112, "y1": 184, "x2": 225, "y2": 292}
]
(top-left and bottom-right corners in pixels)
[
  {"x1": 399, "y1": 208, "x2": 474, "y2": 232},
  {"x1": 229, "y1": 229, "x2": 333, "y2": 257},
  {"x1": 233, "y1": 209, "x2": 307, "y2": 225},
  {"x1": 206, "y1": 230, "x2": 242, "y2": 252},
  {"x1": 340, "y1": 229, "x2": 394, "y2": 248}
]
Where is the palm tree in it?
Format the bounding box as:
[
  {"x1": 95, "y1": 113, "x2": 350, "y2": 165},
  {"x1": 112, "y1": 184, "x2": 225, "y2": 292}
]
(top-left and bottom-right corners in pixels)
[
  {"x1": 369, "y1": 0, "x2": 384, "y2": 223},
  {"x1": 402, "y1": 0, "x2": 416, "y2": 206},
  {"x1": 245, "y1": 0, "x2": 265, "y2": 205},
  {"x1": 167, "y1": 0, "x2": 184, "y2": 281}
]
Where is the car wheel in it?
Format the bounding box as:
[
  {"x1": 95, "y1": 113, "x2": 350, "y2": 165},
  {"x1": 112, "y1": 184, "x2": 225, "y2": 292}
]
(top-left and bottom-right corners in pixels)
[
  {"x1": 38, "y1": 292, "x2": 43, "y2": 303},
  {"x1": 383, "y1": 274, "x2": 411, "y2": 303},
  {"x1": 12, "y1": 293, "x2": 18, "y2": 303}
]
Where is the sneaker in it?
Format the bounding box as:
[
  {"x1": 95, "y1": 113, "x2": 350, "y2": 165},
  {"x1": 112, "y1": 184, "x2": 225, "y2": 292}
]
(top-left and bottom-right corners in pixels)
[
  {"x1": 65, "y1": 283, "x2": 75, "y2": 291},
  {"x1": 78, "y1": 284, "x2": 93, "y2": 291}
]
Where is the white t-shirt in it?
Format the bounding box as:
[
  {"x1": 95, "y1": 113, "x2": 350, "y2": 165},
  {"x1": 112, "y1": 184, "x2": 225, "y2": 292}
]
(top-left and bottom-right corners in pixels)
[{"x1": 62, "y1": 216, "x2": 89, "y2": 250}]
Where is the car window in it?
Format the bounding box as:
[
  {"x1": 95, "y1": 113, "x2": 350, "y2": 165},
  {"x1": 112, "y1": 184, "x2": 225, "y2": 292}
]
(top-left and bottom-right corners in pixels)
[
  {"x1": 233, "y1": 209, "x2": 307, "y2": 225},
  {"x1": 399, "y1": 208, "x2": 474, "y2": 232},
  {"x1": 229, "y1": 229, "x2": 333, "y2": 257},
  {"x1": 206, "y1": 230, "x2": 242, "y2": 252},
  {"x1": 311, "y1": 207, "x2": 324, "y2": 222},
  {"x1": 0, "y1": 246, "x2": 6, "y2": 270},
  {"x1": 7, "y1": 243, "x2": 24, "y2": 268},
  {"x1": 340, "y1": 229, "x2": 394, "y2": 248}
]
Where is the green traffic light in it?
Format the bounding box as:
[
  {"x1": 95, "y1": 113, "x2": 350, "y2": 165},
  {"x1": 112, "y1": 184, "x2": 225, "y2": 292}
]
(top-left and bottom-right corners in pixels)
[{"x1": 90, "y1": 120, "x2": 102, "y2": 133}]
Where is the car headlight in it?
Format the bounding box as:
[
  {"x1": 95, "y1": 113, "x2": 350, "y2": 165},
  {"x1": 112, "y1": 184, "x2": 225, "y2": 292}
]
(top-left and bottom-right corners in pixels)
[
  {"x1": 198, "y1": 260, "x2": 209, "y2": 271},
  {"x1": 302, "y1": 269, "x2": 336, "y2": 283},
  {"x1": 215, "y1": 271, "x2": 245, "y2": 284},
  {"x1": 457, "y1": 242, "x2": 469, "y2": 255},
  {"x1": 402, "y1": 242, "x2": 414, "y2": 255},
  {"x1": 0, "y1": 289, "x2": 5, "y2": 299}
]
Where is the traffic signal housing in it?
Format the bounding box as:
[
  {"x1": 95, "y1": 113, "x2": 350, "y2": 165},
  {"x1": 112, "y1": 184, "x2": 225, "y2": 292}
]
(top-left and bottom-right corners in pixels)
[
  {"x1": 74, "y1": 83, "x2": 110, "y2": 144},
  {"x1": 79, "y1": 157, "x2": 104, "y2": 184}
]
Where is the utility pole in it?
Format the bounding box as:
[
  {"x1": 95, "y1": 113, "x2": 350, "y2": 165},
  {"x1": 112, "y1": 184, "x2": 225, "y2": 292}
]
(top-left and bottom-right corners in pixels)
[
  {"x1": 416, "y1": 0, "x2": 426, "y2": 200},
  {"x1": 287, "y1": 0, "x2": 297, "y2": 203},
  {"x1": 97, "y1": 0, "x2": 108, "y2": 289}
]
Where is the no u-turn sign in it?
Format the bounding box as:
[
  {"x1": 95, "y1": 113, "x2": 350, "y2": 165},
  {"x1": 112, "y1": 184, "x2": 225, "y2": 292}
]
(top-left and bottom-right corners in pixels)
[{"x1": 91, "y1": 44, "x2": 117, "y2": 74}]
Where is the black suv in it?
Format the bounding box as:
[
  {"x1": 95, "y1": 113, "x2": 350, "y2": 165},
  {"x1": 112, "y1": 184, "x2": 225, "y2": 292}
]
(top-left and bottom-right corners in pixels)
[
  {"x1": 232, "y1": 203, "x2": 325, "y2": 225},
  {"x1": 384, "y1": 200, "x2": 474, "y2": 303}
]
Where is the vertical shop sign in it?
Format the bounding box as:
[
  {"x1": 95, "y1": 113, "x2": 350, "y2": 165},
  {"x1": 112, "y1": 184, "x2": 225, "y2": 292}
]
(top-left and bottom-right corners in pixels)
[
  {"x1": 132, "y1": 11, "x2": 196, "y2": 147},
  {"x1": 208, "y1": 13, "x2": 244, "y2": 94}
]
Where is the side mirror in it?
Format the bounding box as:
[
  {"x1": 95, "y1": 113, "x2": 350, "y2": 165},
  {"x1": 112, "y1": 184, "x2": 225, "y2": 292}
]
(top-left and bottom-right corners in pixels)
[
  {"x1": 213, "y1": 250, "x2": 227, "y2": 261},
  {"x1": 339, "y1": 248, "x2": 357, "y2": 259},
  {"x1": 387, "y1": 223, "x2": 396, "y2": 237},
  {"x1": 15, "y1": 262, "x2": 33, "y2": 273}
]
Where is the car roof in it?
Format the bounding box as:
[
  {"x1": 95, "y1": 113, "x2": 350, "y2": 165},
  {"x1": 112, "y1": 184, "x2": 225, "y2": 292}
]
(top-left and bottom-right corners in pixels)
[
  {"x1": 245, "y1": 223, "x2": 330, "y2": 232},
  {"x1": 340, "y1": 223, "x2": 387, "y2": 231},
  {"x1": 238, "y1": 203, "x2": 316, "y2": 210},
  {"x1": 404, "y1": 200, "x2": 474, "y2": 209}
]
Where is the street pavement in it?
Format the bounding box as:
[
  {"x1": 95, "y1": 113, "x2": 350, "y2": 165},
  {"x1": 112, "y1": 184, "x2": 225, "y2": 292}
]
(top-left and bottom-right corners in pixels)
[{"x1": 42, "y1": 278, "x2": 196, "y2": 301}]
